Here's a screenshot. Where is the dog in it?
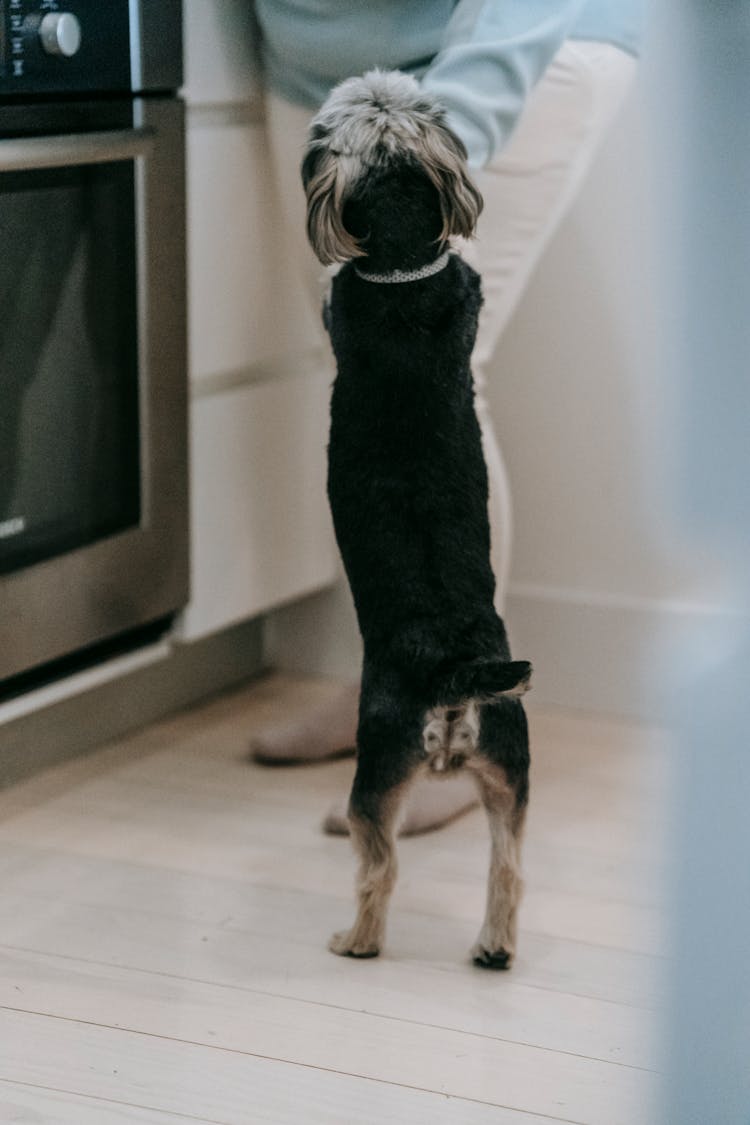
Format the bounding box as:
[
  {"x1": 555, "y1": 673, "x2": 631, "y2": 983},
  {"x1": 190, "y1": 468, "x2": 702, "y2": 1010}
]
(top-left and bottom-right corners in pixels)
[{"x1": 301, "y1": 70, "x2": 532, "y2": 969}]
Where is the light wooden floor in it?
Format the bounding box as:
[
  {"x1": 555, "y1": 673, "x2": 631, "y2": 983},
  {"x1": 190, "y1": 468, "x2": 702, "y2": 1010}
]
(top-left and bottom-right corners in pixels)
[{"x1": 0, "y1": 674, "x2": 671, "y2": 1124}]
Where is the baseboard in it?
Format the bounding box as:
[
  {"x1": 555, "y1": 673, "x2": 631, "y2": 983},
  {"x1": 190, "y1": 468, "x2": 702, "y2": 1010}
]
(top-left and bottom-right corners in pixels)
[
  {"x1": 263, "y1": 576, "x2": 361, "y2": 681},
  {"x1": 0, "y1": 618, "x2": 265, "y2": 789},
  {"x1": 505, "y1": 583, "x2": 732, "y2": 722},
  {"x1": 265, "y1": 578, "x2": 732, "y2": 724}
]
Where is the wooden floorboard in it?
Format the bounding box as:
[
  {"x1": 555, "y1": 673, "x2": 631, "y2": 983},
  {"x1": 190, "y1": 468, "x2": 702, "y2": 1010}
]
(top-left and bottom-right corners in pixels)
[
  {"x1": 0, "y1": 673, "x2": 669, "y2": 1124},
  {"x1": 2, "y1": 1008, "x2": 573, "y2": 1125},
  {"x1": 0, "y1": 1078, "x2": 223, "y2": 1124}
]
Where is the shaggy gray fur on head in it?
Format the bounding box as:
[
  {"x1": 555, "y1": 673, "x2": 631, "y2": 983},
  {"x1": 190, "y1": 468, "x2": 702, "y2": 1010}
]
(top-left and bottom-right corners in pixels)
[{"x1": 302, "y1": 69, "x2": 483, "y2": 265}]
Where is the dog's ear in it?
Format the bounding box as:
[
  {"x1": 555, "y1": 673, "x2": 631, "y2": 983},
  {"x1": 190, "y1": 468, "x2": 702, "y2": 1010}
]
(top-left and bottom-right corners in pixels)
[
  {"x1": 418, "y1": 120, "x2": 483, "y2": 241},
  {"x1": 301, "y1": 142, "x2": 366, "y2": 266}
]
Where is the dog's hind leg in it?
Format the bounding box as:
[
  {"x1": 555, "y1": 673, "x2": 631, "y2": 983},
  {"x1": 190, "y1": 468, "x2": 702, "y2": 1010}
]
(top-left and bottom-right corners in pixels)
[
  {"x1": 469, "y1": 699, "x2": 529, "y2": 969},
  {"x1": 328, "y1": 775, "x2": 408, "y2": 958},
  {"x1": 470, "y1": 762, "x2": 527, "y2": 970},
  {"x1": 329, "y1": 687, "x2": 420, "y2": 959}
]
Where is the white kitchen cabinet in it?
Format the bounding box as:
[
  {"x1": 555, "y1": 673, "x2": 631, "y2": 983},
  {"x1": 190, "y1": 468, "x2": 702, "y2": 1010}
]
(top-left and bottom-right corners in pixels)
[
  {"x1": 180, "y1": 2, "x2": 337, "y2": 641},
  {"x1": 180, "y1": 370, "x2": 338, "y2": 641},
  {"x1": 183, "y1": 0, "x2": 261, "y2": 106},
  {"x1": 186, "y1": 119, "x2": 319, "y2": 383}
]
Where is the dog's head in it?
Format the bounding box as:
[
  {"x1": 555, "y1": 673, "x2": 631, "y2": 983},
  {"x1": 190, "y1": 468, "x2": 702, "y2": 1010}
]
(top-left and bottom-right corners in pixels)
[{"x1": 301, "y1": 70, "x2": 483, "y2": 266}]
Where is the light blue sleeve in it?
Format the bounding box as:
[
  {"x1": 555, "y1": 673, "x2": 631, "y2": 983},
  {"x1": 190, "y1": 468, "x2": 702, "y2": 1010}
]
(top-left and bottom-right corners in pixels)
[{"x1": 421, "y1": 0, "x2": 589, "y2": 167}]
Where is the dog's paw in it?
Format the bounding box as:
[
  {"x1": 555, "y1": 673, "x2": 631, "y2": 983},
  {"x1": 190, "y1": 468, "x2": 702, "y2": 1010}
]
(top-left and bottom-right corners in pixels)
[
  {"x1": 329, "y1": 930, "x2": 380, "y2": 959},
  {"x1": 471, "y1": 941, "x2": 514, "y2": 970}
]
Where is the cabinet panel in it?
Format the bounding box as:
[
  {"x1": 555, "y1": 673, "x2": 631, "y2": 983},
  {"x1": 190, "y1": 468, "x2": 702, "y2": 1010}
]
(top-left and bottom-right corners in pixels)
[
  {"x1": 186, "y1": 121, "x2": 318, "y2": 383},
  {"x1": 183, "y1": 0, "x2": 261, "y2": 106},
  {"x1": 181, "y1": 374, "x2": 338, "y2": 640}
]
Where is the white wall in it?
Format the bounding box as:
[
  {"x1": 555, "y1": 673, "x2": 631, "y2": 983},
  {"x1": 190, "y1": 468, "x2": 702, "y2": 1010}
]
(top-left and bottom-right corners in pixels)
[
  {"x1": 490, "y1": 80, "x2": 727, "y2": 717},
  {"x1": 266, "y1": 79, "x2": 726, "y2": 720}
]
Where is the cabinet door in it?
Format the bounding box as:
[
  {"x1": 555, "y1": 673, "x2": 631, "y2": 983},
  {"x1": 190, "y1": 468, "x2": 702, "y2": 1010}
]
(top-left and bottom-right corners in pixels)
[
  {"x1": 187, "y1": 120, "x2": 319, "y2": 385},
  {"x1": 180, "y1": 373, "x2": 338, "y2": 640},
  {"x1": 183, "y1": 0, "x2": 261, "y2": 107}
]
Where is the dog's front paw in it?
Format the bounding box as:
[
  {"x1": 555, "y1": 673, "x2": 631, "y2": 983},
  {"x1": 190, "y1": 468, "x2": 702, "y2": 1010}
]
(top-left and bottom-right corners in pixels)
[
  {"x1": 470, "y1": 940, "x2": 514, "y2": 970},
  {"x1": 329, "y1": 929, "x2": 380, "y2": 959}
]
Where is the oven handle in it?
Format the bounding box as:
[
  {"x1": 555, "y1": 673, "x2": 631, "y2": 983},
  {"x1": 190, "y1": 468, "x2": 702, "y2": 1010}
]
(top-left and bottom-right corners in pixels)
[{"x1": 0, "y1": 127, "x2": 155, "y2": 172}]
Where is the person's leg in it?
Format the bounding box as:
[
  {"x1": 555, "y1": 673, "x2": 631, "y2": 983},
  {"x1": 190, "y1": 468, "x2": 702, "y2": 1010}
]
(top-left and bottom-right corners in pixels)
[
  {"x1": 460, "y1": 41, "x2": 637, "y2": 607},
  {"x1": 253, "y1": 45, "x2": 635, "y2": 835}
]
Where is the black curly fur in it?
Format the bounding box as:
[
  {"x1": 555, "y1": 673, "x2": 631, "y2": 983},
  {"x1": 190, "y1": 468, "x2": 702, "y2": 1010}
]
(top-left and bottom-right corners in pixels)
[
  {"x1": 320, "y1": 157, "x2": 531, "y2": 811},
  {"x1": 327, "y1": 210, "x2": 529, "y2": 696},
  {"x1": 302, "y1": 74, "x2": 532, "y2": 968}
]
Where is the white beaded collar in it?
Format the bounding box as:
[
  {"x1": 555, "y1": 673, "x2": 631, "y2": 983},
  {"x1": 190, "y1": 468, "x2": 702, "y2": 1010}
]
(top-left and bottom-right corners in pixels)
[{"x1": 353, "y1": 249, "x2": 452, "y2": 284}]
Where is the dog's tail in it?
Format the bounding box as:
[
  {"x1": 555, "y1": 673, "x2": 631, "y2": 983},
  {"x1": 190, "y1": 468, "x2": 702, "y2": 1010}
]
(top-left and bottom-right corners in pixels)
[{"x1": 431, "y1": 659, "x2": 532, "y2": 709}]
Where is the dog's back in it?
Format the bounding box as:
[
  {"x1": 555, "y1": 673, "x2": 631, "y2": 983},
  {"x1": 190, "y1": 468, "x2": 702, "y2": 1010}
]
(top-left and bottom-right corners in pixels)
[
  {"x1": 326, "y1": 253, "x2": 528, "y2": 706},
  {"x1": 301, "y1": 69, "x2": 529, "y2": 706}
]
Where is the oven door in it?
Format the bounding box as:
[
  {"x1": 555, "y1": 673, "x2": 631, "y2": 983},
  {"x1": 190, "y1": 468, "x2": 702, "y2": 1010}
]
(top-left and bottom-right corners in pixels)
[{"x1": 0, "y1": 97, "x2": 188, "y2": 684}]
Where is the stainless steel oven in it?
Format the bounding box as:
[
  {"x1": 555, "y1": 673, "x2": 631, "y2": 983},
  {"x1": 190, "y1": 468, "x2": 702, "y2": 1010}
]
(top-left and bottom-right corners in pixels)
[{"x1": 0, "y1": 1, "x2": 188, "y2": 691}]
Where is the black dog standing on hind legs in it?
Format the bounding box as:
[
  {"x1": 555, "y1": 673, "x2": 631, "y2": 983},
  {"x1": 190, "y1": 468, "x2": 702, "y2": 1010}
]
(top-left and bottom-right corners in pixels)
[{"x1": 301, "y1": 70, "x2": 532, "y2": 969}]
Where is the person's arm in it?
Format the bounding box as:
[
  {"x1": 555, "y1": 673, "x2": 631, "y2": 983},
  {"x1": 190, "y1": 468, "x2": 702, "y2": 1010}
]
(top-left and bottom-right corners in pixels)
[{"x1": 421, "y1": 0, "x2": 589, "y2": 167}]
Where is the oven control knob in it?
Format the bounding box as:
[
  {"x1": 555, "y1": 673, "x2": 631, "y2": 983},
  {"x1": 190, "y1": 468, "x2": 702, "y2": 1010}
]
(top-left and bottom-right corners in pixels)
[{"x1": 39, "y1": 12, "x2": 82, "y2": 58}]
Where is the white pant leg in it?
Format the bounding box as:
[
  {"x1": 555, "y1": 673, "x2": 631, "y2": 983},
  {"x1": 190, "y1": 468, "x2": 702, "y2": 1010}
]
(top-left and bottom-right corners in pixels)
[
  {"x1": 459, "y1": 41, "x2": 637, "y2": 607},
  {"x1": 264, "y1": 40, "x2": 636, "y2": 612}
]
